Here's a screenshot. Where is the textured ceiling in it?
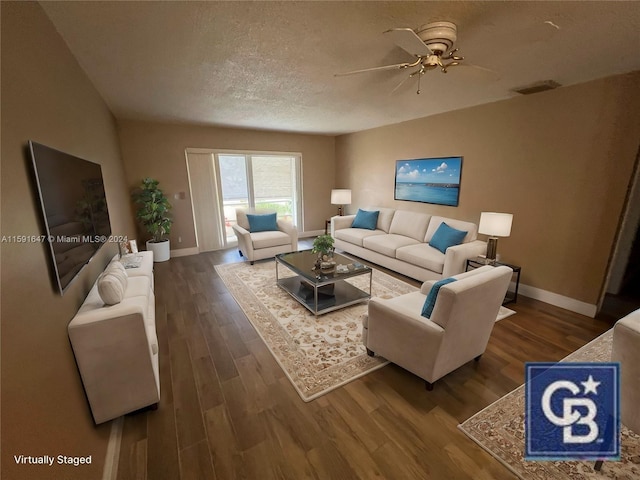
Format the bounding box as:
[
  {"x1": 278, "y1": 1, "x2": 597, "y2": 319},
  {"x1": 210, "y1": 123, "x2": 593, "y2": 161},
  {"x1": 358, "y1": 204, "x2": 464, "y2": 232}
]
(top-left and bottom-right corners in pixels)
[{"x1": 40, "y1": 1, "x2": 640, "y2": 135}]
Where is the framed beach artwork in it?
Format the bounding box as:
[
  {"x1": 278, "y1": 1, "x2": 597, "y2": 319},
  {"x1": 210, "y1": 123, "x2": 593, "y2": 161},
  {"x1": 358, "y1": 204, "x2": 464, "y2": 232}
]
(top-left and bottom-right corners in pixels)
[{"x1": 394, "y1": 156, "x2": 463, "y2": 207}]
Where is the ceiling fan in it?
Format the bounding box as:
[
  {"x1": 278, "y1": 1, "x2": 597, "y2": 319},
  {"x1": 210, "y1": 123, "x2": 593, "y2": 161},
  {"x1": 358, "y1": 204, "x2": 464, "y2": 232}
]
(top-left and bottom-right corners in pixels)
[{"x1": 336, "y1": 21, "x2": 467, "y2": 94}]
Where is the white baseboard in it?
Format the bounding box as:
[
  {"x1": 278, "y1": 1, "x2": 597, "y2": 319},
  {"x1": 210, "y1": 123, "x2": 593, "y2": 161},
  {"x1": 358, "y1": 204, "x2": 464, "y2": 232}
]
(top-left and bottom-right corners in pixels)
[
  {"x1": 102, "y1": 417, "x2": 123, "y2": 480},
  {"x1": 518, "y1": 283, "x2": 597, "y2": 318},
  {"x1": 170, "y1": 247, "x2": 199, "y2": 257}
]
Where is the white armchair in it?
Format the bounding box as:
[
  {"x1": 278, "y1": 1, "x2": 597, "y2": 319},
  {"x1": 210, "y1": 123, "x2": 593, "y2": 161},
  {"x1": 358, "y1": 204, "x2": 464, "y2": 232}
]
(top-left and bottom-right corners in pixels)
[
  {"x1": 232, "y1": 208, "x2": 298, "y2": 264},
  {"x1": 363, "y1": 265, "x2": 512, "y2": 390}
]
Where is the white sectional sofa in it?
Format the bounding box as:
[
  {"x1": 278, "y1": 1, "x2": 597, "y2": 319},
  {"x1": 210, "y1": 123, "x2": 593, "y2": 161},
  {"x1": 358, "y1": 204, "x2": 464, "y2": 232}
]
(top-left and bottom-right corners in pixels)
[
  {"x1": 331, "y1": 207, "x2": 487, "y2": 282},
  {"x1": 68, "y1": 251, "x2": 159, "y2": 424}
]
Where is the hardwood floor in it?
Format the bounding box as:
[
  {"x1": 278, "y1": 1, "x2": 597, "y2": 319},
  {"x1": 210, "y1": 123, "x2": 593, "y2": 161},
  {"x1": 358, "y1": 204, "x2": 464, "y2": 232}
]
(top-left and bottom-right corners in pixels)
[{"x1": 116, "y1": 244, "x2": 612, "y2": 480}]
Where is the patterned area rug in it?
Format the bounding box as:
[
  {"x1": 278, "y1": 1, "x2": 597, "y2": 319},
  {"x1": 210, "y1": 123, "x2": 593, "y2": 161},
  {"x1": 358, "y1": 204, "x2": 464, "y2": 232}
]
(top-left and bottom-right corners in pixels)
[
  {"x1": 459, "y1": 329, "x2": 640, "y2": 479},
  {"x1": 215, "y1": 260, "x2": 417, "y2": 401}
]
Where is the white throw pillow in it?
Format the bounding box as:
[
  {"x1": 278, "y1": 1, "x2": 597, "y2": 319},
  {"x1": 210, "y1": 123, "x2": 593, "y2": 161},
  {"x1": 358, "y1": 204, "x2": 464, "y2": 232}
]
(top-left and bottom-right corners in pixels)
[
  {"x1": 97, "y1": 272, "x2": 125, "y2": 305},
  {"x1": 106, "y1": 261, "x2": 128, "y2": 287},
  {"x1": 98, "y1": 262, "x2": 128, "y2": 305}
]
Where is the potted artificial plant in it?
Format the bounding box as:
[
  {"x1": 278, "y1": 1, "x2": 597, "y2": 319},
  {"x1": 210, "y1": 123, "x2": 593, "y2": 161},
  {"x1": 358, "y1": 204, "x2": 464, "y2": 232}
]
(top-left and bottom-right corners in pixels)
[
  {"x1": 132, "y1": 178, "x2": 173, "y2": 262},
  {"x1": 312, "y1": 234, "x2": 335, "y2": 269}
]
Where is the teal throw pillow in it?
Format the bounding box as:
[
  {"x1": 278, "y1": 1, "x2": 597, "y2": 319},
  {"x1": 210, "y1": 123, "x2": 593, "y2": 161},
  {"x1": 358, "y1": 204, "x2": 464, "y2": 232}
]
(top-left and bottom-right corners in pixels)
[
  {"x1": 352, "y1": 209, "x2": 379, "y2": 230},
  {"x1": 429, "y1": 222, "x2": 467, "y2": 254},
  {"x1": 421, "y1": 278, "x2": 457, "y2": 319},
  {"x1": 246, "y1": 213, "x2": 278, "y2": 232}
]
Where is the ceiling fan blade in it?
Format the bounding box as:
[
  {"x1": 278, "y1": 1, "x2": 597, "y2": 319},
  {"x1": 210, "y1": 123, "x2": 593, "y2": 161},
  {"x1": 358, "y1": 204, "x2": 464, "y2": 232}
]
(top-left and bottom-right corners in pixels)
[
  {"x1": 334, "y1": 59, "x2": 420, "y2": 77},
  {"x1": 384, "y1": 28, "x2": 433, "y2": 57},
  {"x1": 390, "y1": 74, "x2": 415, "y2": 95},
  {"x1": 457, "y1": 62, "x2": 500, "y2": 79}
]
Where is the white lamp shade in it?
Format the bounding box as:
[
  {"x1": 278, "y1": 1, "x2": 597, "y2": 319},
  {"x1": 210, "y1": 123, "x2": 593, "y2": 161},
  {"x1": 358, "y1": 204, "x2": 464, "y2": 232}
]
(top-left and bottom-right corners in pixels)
[
  {"x1": 478, "y1": 212, "x2": 513, "y2": 237},
  {"x1": 331, "y1": 189, "x2": 352, "y2": 205}
]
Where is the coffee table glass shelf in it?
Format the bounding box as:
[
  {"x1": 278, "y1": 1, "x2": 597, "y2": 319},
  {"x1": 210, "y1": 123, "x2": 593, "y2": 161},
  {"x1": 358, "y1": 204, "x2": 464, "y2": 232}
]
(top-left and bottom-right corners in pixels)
[{"x1": 275, "y1": 250, "x2": 372, "y2": 315}]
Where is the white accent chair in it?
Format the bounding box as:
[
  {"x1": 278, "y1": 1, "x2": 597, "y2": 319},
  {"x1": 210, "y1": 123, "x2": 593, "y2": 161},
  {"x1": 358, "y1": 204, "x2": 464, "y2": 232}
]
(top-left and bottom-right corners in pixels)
[
  {"x1": 611, "y1": 308, "x2": 640, "y2": 433},
  {"x1": 232, "y1": 208, "x2": 298, "y2": 264},
  {"x1": 363, "y1": 265, "x2": 512, "y2": 390}
]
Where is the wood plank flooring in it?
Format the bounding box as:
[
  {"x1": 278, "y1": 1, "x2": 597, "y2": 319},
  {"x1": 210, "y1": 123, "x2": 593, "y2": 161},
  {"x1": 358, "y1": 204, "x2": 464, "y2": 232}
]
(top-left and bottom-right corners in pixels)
[{"x1": 116, "y1": 243, "x2": 612, "y2": 480}]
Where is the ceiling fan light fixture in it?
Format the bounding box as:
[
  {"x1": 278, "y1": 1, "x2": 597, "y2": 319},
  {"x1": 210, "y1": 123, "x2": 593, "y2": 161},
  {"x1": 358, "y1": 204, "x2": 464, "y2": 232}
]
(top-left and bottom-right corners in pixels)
[
  {"x1": 335, "y1": 20, "x2": 477, "y2": 96},
  {"x1": 424, "y1": 54, "x2": 442, "y2": 67},
  {"x1": 416, "y1": 21, "x2": 457, "y2": 54}
]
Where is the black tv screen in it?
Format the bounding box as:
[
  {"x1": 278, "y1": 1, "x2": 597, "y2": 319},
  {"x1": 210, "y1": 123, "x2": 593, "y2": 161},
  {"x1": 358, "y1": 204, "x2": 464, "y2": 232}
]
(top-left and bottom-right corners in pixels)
[{"x1": 29, "y1": 141, "x2": 112, "y2": 294}]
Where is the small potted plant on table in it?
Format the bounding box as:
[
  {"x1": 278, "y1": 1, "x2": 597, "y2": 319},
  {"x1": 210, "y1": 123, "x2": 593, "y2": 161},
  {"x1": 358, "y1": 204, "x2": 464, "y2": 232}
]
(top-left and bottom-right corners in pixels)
[{"x1": 312, "y1": 234, "x2": 335, "y2": 270}]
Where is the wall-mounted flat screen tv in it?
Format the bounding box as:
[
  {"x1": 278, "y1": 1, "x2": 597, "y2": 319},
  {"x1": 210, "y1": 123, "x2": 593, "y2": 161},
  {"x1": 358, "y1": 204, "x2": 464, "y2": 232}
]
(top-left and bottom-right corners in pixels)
[
  {"x1": 394, "y1": 156, "x2": 463, "y2": 207},
  {"x1": 29, "y1": 141, "x2": 112, "y2": 294}
]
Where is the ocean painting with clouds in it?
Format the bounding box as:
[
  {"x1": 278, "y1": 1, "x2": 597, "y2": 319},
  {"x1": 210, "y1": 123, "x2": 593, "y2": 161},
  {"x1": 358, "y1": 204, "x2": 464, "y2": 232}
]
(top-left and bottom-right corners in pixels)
[{"x1": 394, "y1": 157, "x2": 463, "y2": 206}]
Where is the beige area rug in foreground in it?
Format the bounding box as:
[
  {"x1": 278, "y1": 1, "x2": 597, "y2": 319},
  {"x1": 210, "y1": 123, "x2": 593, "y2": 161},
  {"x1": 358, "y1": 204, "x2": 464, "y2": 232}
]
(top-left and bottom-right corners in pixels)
[
  {"x1": 215, "y1": 260, "x2": 417, "y2": 401},
  {"x1": 459, "y1": 329, "x2": 640, "y2": 479}
]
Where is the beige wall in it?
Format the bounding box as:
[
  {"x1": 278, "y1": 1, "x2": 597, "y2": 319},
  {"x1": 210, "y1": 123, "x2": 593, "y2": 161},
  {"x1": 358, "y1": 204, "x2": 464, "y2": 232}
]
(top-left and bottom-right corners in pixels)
[
  {"x1": 1, "y1": 3, "x2": 136, "y2": 479},
  {"x1": 336, "y1": 72, "x2": 640, "y2": 305},
  {"x1": 117, "y1": 120, "x2": 336, "y2": 248}
]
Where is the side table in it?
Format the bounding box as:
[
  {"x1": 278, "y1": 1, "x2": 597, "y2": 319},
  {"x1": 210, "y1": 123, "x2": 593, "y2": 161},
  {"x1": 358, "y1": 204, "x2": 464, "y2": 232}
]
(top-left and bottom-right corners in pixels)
[{"x1": 465, "y1": 258, "x2": 521, "y2": 305}]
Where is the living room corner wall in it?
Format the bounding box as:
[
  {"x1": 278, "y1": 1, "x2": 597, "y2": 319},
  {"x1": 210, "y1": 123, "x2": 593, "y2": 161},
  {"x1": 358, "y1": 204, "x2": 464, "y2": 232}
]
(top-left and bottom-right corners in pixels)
[
  {"x1": 116, "y1": 120, "x2": 336, "y2": 248},
  {"x1": 1, "y1": 2, "x2": 136, "y2": 479},
  {"x1": 335, "y1": 72, "x2": 640, "y2": 307}
]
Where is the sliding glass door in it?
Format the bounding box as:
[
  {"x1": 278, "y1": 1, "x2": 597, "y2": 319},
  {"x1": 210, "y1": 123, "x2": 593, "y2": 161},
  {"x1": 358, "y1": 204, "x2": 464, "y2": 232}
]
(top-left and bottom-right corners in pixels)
[{"x1": 217, "y1": 152, "x2": 301, "y2": 244}]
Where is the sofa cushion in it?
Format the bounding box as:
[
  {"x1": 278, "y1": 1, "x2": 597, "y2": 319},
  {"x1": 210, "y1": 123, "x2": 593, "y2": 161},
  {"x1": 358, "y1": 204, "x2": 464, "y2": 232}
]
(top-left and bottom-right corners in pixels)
[
  {"x1": 389, "y1": 210, "x2": 431, "y2": 241},
  {"x1": 425, "y1": 216, "x2": 478, "y2": 243},
  {"x1": 251, "y1": 230, "x2": 292, "y2": 249},
  {"x1": 124, "y1": 276, "x2": 151, "y2": 300},
  {"x1": 352, "y1": 209, "x2": 379, "y2": 230},
  {"x1": 378, "y1": 291, "x2": 432, "y2": 319},
  {"x1": 395, "y1": 243, "x2": 446, "y2": 274},
  {"x1": 429, "y1": 222, "x2": 468, "y2": 254},
  {"x1": 364, "y1": 207, "x2": 396, "y2": 232},
  {"x1": 421, "y1": 278, "x2": 457, "y2": 319},
  {"x1": 363, "y1": 234, "x2": 420, "y2": 257},
  {"x1": 334, "y1": 228, "x2": 385, "y2": 247},
  {"x1": 118, "y1": 252, "x2": 154, "y2": 279},
  {"x1": 247, "y1": 212, "x2": 278, "y2": 232}
]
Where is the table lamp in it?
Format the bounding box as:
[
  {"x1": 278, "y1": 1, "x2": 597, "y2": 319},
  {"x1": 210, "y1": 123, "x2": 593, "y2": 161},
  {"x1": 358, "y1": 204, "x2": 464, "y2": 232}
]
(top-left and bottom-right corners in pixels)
[
  {"x1": 478, "y1": 212, "x2": 513, "y2": 262},
  {"x1": 331, "y1": 189, "x2": 351, "y2": 216}
]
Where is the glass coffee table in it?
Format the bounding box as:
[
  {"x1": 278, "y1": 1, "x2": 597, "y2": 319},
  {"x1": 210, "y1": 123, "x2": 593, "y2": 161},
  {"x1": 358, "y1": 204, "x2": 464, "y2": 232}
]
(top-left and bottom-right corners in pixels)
[{"x1": 275, "y1": 250, "x2": 372, "y2": 316}]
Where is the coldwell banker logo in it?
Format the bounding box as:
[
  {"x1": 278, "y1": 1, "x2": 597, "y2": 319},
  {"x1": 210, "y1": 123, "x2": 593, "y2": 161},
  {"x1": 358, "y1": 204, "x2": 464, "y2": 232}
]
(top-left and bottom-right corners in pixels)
[{"x1": 525, "y1": 362, "x2": 620, "y2": 461}]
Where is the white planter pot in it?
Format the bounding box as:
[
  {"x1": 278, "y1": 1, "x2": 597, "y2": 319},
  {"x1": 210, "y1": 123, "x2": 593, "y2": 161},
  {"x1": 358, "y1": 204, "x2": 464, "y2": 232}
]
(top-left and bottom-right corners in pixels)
[{"x1": 146, "y1": 239, "x2": 170, "y2": 262}]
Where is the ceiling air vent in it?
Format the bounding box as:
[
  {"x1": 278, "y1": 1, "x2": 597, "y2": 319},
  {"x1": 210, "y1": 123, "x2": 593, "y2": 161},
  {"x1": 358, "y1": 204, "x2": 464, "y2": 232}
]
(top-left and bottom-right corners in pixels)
[{"x1": 512, "y1": 80, "x2": 562, "y2": 95}]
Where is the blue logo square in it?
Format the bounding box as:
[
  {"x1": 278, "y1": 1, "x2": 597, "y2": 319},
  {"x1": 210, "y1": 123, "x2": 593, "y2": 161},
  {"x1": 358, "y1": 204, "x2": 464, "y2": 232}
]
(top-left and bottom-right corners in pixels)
[{"x1": 525, "y1": 362, "x2": 620, "y2": 461}]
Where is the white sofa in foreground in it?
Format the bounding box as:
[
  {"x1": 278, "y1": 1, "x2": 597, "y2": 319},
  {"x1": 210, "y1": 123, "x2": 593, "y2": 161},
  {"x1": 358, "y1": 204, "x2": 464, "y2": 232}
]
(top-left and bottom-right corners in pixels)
[
  {"x1": 68, "y1": 251, "x2": 159, "y2": 424},
  {"x1": 331, "y1": 207, "x2": 487, "y2": 281}
]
